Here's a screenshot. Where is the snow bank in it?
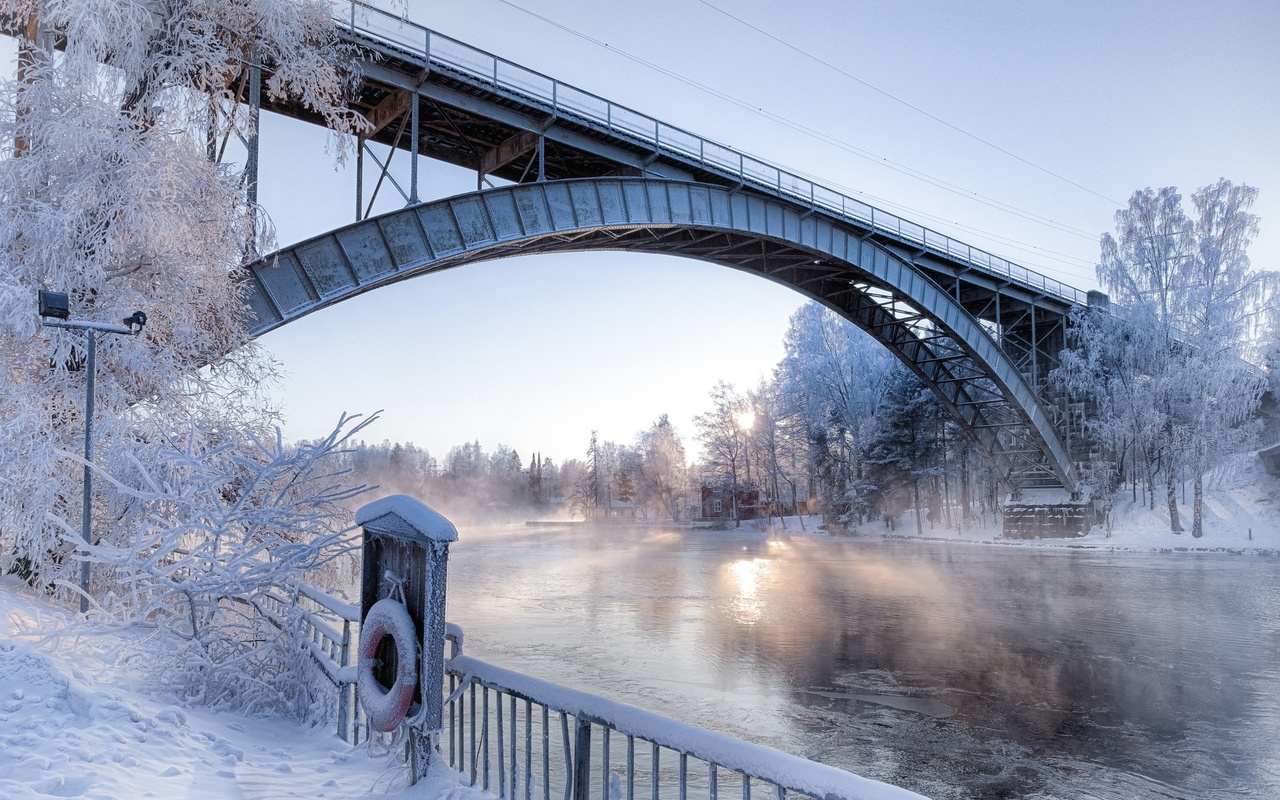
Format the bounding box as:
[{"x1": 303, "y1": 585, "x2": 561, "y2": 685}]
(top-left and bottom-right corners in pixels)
[{"x1": 0, "y1": 576, "x2": 488, "y2": 799}]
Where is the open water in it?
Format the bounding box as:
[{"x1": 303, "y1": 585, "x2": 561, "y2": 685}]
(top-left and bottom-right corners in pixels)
[{"x1": 444, "y1": 523, "x2": 1280, "y2": 799}]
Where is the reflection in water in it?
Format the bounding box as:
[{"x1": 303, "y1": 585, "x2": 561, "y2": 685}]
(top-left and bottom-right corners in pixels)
[
  {"x1": 446, "y1": 525, "x2": 1280, "y2": 799},
  {"x1": 724, "y1": 558, "x2": 771, "y2": 625}
]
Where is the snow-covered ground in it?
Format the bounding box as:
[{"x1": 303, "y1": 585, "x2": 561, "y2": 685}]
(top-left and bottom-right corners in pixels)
[
  {"x1": 837, "y1": 457, "x2": 1280, "y2": 552},
  {"x1": 0, "y1": 575, "x2": 490, "y2": 800}
]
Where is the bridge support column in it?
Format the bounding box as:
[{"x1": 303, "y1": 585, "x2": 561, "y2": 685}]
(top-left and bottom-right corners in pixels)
[
  {"x1": 409, "y1": 96, "x2": 420, "y2": 204},
  {"x1": 1002, "y1": 491, "x2": 1091, "y2": 539},
  {"x1": 245, "y1": 47, "x2": 261, "y2": 247},
  {"x1": 355, "y1": 138, "x2": 363, "y2": 220},
  {"x1": 1030, "y1": 302, "x2": 1038, "y2": 388}
]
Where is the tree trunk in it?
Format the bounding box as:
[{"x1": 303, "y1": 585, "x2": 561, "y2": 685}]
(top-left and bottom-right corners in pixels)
[
  {"x1": 1192, "y1": 449, "x2": 1204, "y2": 538},
  {"x1": 1145, "y1": 449, "x2": 1157, "y2": 510},
  {"x1": 732, "y1": 471, "x2": 740, "y2": 528},
  {"x1": 14, "y1": 13, "x2": 42, "y2": 157},
  {"x1": 1166, "y1": 462, "x2": 1183, "y2": 533},
  {"x1": 913, "y1": 480, "x2": 923, "y2": 536}
]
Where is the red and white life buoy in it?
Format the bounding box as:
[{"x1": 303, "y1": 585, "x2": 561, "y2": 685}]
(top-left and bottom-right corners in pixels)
[{"x1": 358, "y1": 598, "x2": 419, "y2": 732}]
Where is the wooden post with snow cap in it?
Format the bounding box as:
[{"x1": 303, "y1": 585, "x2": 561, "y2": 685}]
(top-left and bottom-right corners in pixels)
[{"x1": 355, "y1": 494, "x2": 458, "y2": 784}]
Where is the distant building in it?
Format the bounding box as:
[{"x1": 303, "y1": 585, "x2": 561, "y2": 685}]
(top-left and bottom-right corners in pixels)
[
  {"x1": 698, "y1": 485, "x2": 762, "y2": 520},
  {"x1": 606, "y1": 499, "x2": 637, "y2": 520}
]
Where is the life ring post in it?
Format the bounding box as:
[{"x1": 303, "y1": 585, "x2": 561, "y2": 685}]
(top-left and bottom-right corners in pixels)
[{"x1": 355, "y1": 494, "x2": 459, "y2": 784}]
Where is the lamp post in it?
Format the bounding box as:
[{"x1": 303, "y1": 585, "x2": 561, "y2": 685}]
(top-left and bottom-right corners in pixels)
[{"x1": 38, "y1": 290, "x2": 146, "y2": 613}]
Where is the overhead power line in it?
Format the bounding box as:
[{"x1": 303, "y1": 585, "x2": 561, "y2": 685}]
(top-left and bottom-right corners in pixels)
[
  {"x1": 694, "y1": 0, "x2": 1122, "y2": 207},
  {"x1": 488, "y1": 0, "x2": 1101, "y2": 269}
]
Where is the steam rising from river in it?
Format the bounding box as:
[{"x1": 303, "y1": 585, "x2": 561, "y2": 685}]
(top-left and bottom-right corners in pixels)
[{"x1": 444, "y1": 523, "x2": 1280, "y2": 798}]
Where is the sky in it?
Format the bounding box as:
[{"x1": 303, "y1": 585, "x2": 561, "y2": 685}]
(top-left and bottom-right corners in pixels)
[{"x1": 253, "y1": 0, "x2": 1280, "y2": 465}]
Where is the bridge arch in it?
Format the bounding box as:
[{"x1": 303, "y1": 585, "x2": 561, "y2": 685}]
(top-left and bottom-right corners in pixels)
[{"x1": 240, "y1": 178, "x2": 1076, "y2": 492}]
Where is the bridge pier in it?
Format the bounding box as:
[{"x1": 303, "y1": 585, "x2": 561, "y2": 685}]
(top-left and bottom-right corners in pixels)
[{"x1": 1001, "y1": 491, "x2": 1092, "y2": 539}]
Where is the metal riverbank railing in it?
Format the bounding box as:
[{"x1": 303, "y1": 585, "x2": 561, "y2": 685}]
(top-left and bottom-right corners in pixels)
[
  {"x1": 260, "y1": 581, "x2": 368, "y2": 743},
  {"x1": 330, "y1": 0, "x2": 1088, "y2": 310},
  {"x1": 280, "y1": 581, "x2": 925, "y2": 800}
]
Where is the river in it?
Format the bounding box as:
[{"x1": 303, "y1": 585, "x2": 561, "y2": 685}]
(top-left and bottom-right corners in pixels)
[{"x1": 442, "y1": 523, "x2": 1280, "y2": 799}]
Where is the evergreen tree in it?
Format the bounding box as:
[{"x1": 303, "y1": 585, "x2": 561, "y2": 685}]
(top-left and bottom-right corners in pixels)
[{"x1": 863, "y1": 366, "x2": 945, "y2": 534}]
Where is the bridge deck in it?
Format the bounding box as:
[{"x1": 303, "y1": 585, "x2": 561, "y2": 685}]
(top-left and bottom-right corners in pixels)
[{"x1": 264, "y1": 2, "x2": 1091, "y2": 318}]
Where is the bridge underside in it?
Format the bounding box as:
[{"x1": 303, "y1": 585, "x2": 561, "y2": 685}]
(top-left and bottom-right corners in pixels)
[{"x1": 240, "y1": 179, "x2": 1077, "y2": 492}]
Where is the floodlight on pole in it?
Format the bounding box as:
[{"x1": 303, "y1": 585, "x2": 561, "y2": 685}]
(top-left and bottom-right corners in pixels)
[{"x1": 39, "y1": 290, "x2": 146, "y2": 613}]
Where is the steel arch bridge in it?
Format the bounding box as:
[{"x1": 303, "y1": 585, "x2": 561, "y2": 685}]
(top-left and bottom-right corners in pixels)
[{"x1": 239, "y1": 178, "x2": 1077, "y2": 492}]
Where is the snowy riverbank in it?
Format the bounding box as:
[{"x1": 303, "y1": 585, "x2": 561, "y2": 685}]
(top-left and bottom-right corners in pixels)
[
  {"x1": 0, "y1": 575, "x2": 492, "y2": 800},
  {"x1": 829, "y1": 457, "x2": 1280, "y2": 553}
]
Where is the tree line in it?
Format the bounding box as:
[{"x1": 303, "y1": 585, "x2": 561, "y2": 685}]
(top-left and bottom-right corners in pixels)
[
  {"x1": 331, "y1": 414, "x2": 689, "y2": 524},
  {"x1": 336, "y1": 302, "x2": 1007, "y2": 533}
]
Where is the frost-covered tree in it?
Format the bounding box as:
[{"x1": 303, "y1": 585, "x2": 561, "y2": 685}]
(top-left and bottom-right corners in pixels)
[
  {"x1": 86, "y1": 413, "x2": 374, "y2": 714},
  {"x1": 863, "y1": 366, "x2": 946, "y2": 534},
  {"x1": 775, "y1": 302, "x2": 893, "y2": 521},
  {"x1": 1056, "y1": 305, "x2": 1168, "y2": 508},
  {"x1": 766, "y1": 380, "x2": 816, "y2": 526},
  {"x1": 634, "y1": 414, "x2": 687, "y2": 521},
  {"x1": 1058, "y1": 181, "x2": 1275, "y2": 536},
  {"x1": 745, "y1": 380, "x2": 793, "y2": 527},
  {"x1": 0, "y1": 1, "x2": 361, "y2": 594},
  {"x1": 695, "y1": 382, "x2": 750, "y2": 524},
  {"x1": 1178, "y1": 181, "x2": 1274, "y2": 536}
]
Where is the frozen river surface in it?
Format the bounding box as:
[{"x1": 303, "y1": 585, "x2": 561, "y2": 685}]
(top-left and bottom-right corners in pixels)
[{"x1": 444, "y1": 524, "x2": 1280, "y2": 799}]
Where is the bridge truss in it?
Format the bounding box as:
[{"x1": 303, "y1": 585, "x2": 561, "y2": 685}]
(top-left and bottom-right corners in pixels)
[
  {"x1": 240, "y1": 179, "x2": 1078, "y2": 491},
  {"x1": 232, "y1": 2, "x2": 1088, "y2": 492}
]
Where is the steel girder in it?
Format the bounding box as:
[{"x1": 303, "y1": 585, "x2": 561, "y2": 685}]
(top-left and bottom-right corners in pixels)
[{"x1": 238, "y1": 178, "x2": 1077, "y2": 491}]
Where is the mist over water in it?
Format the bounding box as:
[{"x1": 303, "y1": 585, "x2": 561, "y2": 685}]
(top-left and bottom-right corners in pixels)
[{"x1": 445, "y1": 524, "x2": 1280, "y2": 799}]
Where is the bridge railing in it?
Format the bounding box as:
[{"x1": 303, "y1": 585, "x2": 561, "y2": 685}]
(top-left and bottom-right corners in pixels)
[{"x1": 333, "y1": 0, "x2": 1090, "y2": 308}]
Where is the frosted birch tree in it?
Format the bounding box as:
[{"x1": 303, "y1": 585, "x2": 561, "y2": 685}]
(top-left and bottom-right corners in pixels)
[
  {"x1": 1178, "y1": 181, "x2": 1274, "y2": 536},
  {"x1": 0, "y1": 1, "x2": 363, "y2": 594},
  {"x1": 1059, "y1": 181, "x2": 1274, "y2": 536}
]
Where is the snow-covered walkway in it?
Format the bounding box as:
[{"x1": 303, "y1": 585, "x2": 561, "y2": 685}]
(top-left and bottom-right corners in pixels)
[{"x1": 0, "y1": 575, "x2": 485, "y2": 800}]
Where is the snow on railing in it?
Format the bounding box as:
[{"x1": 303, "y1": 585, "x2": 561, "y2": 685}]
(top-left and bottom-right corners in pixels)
[
  {"x1": 280, "y1": 582, "x2": 926, "y2": 799},
  {"x1": 440, "y1": 634, "x2": 927, "y2": 800},
  {"x1": 260, "y1": 583, "x2": 366, "y2": 743},
  {"x1": 331, "y1": 0, "x2": 1088, "y2": 309}
]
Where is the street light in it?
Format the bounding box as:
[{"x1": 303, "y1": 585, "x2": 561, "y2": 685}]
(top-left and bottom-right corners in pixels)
[{"x1": 39, "y1": 290, "x2": 146, "y2": 613}]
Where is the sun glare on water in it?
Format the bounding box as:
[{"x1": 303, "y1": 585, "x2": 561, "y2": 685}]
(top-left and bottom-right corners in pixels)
[{"x1": 725, "y1": 558, "x2": 773, "y2": 625}]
